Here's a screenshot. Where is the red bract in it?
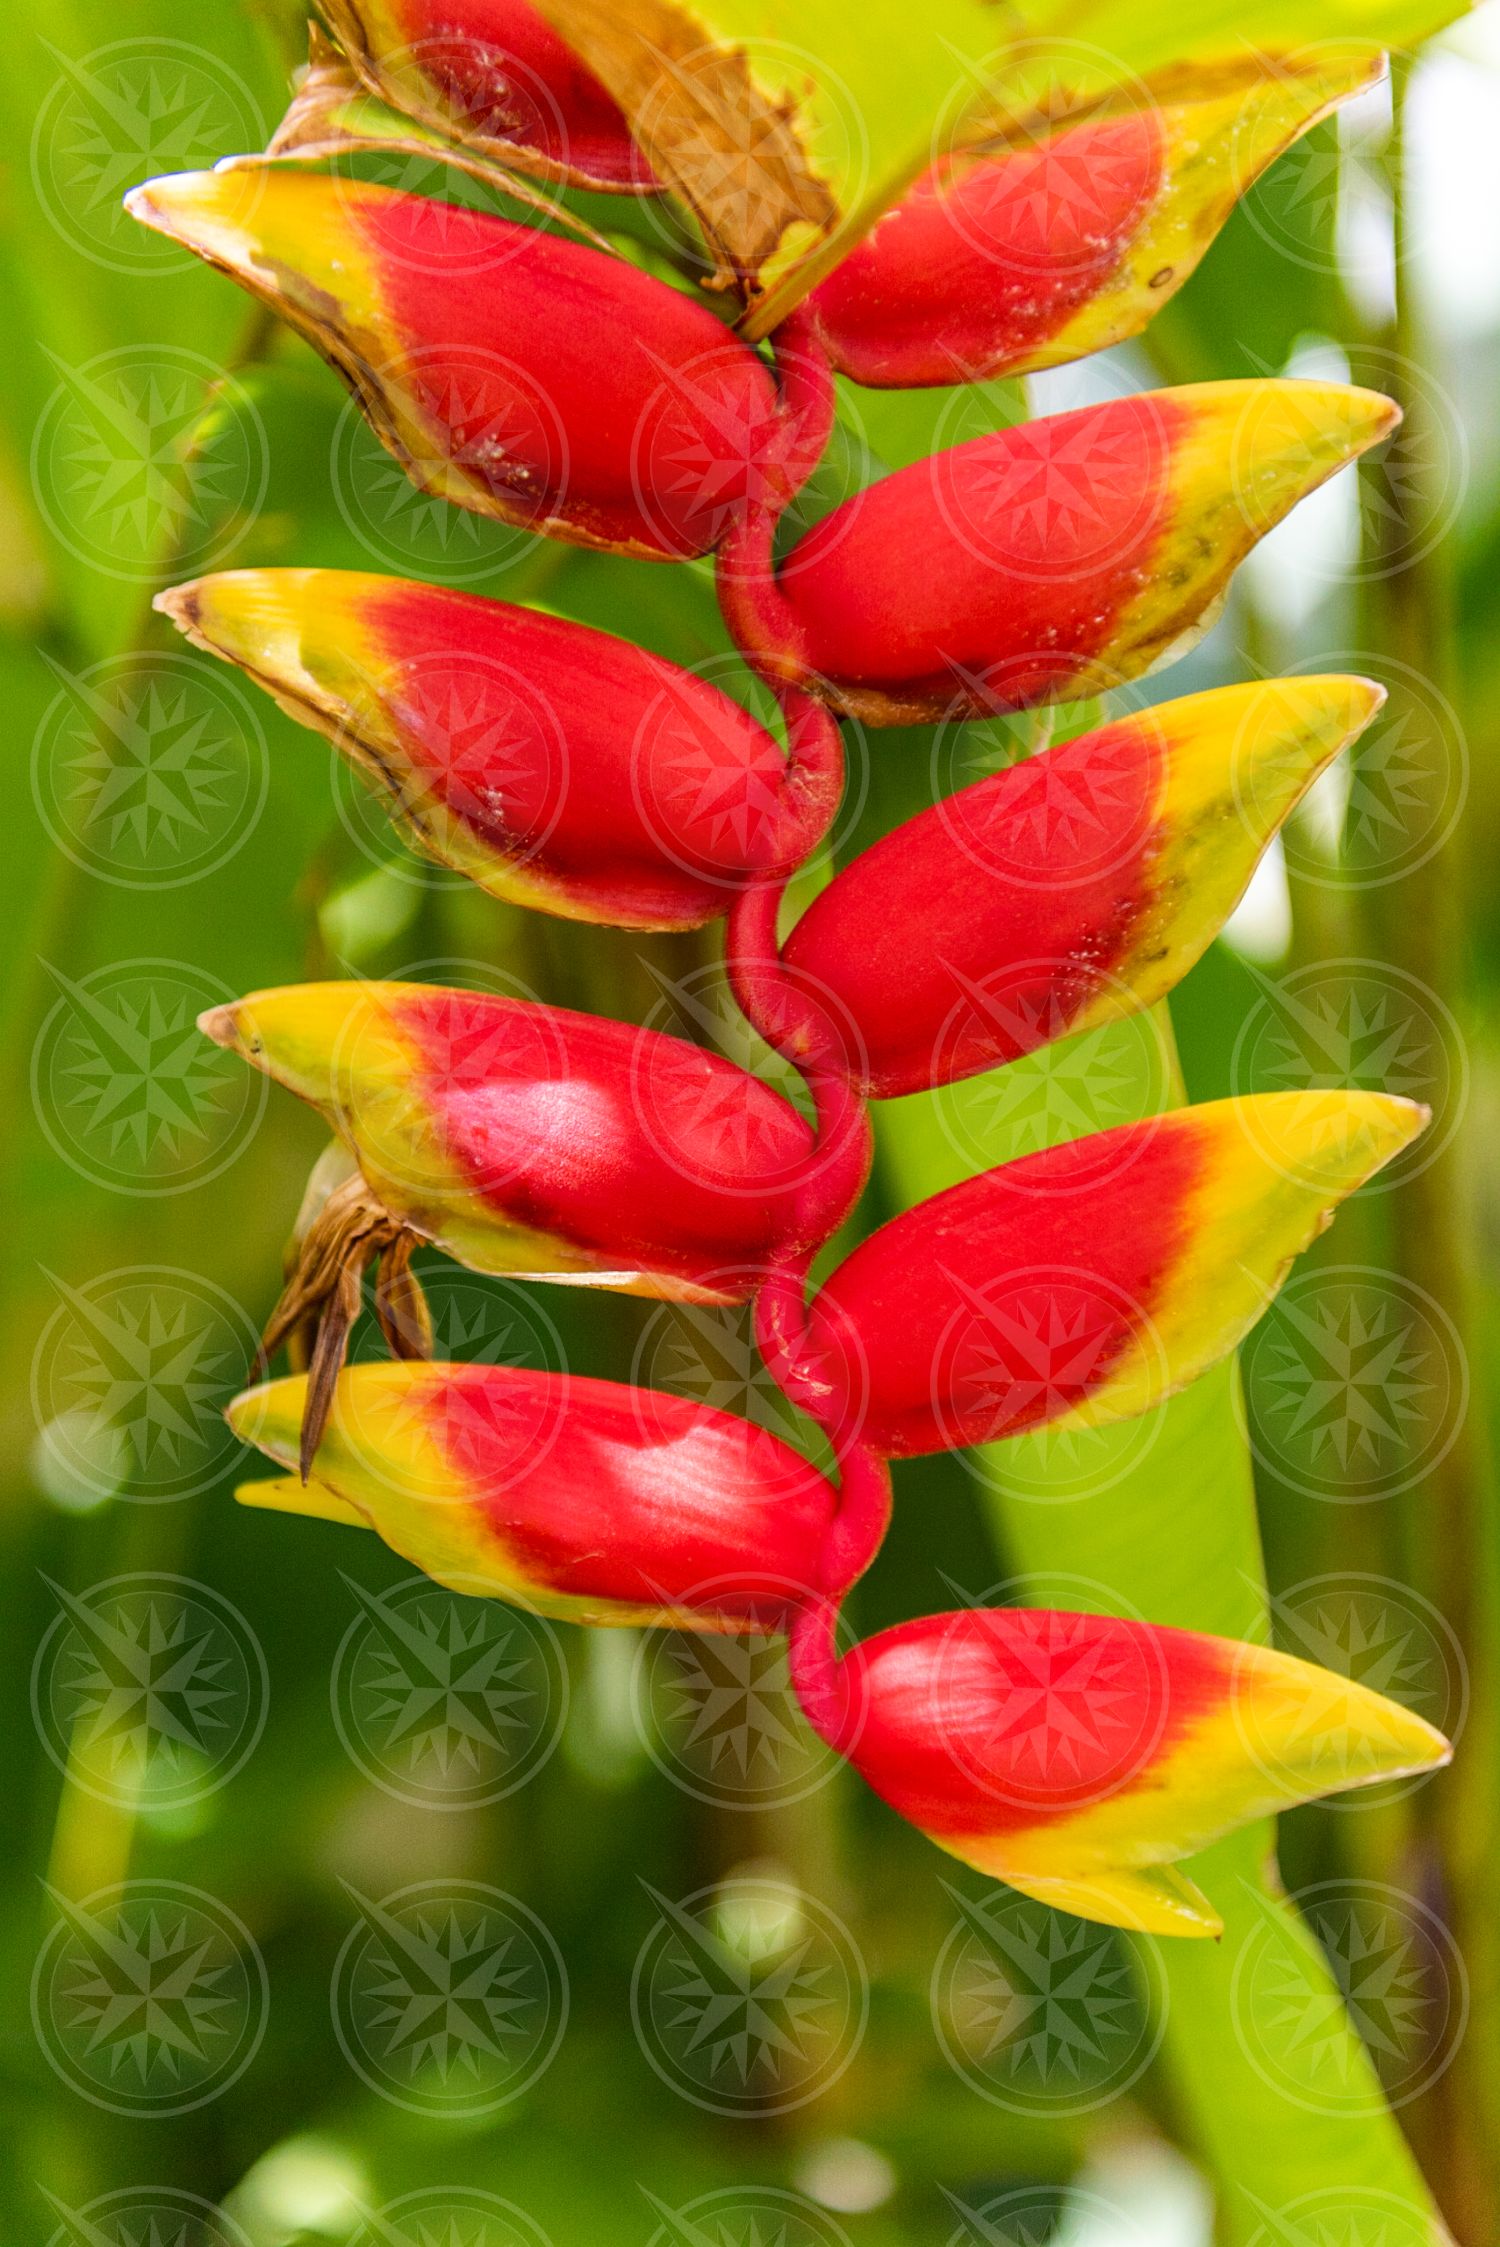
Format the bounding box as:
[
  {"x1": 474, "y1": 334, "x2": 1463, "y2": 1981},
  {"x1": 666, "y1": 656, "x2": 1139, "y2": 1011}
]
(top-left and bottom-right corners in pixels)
[
  {"x1": 783, "y1": 676, "x2": 1383, "y2": 1094},
  {"x1": 160, "y1": 569, "x2": 827, "y2": 928},
  {"x1": 124, "y1": 168, "x2": 781, "y2": 558},
  {"x1": 801, "y1": 1094, "x2": 1426, "y2": 1456},
  {"x1": 201, "y1": 980, "x2": 828, "y2": 1302},
  {"x1": 322, "y1": 0, "x2": 655, "y2": 188},
  {"x1": 810, "y1": 112, "x2": 1166, "y2": 388},
  {"x1": 836, "y1": 1606, "x2": 1449, "y2": 1934},
  {"x1": 131, "y1": 6, "x2": 1454, "y2": 1956},
  {"x1": 232, "y1": 1362, "x2": 832, "y2": 1630},
  {"x1": 807, "y1": 55, "x2": 1382, "y2": 388},
  {"x1": 723, "y1": 381, "x2": 1397, "y2": 722}
]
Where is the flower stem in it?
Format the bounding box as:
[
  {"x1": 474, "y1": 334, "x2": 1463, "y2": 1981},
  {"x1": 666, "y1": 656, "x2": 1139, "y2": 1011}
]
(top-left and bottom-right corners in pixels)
[{"x1": 1354, "y1": 58, "x2": 1499, "y2": 2240}]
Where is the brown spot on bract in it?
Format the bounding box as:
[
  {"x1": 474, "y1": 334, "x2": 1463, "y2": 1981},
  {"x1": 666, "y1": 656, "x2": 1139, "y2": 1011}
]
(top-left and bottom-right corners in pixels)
[{"x1": 530, "y1": 0, "x2": 837, "y2": 291}]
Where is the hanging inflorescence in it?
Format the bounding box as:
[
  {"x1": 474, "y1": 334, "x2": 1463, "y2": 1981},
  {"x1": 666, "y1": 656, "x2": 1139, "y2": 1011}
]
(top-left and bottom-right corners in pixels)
[{"x1": 125, "y1": 0, "x2": 1450, "y2": 1941}]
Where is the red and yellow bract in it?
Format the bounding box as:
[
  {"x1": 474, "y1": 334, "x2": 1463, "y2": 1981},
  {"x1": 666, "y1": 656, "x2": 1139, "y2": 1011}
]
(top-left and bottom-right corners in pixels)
[
  {"x1": 802, "y1": 1093, "x2": 1427, "y2": 1456},
  {"x1": 838, "y1": 1606, "x2": 1449, "y2": 1936},
  {"x1": 201, "y1": 980, "x2": 823, "y2": 1302},
  {"x1": 232, "y1": 1361, "x2": 834, "y2": 1629},
  {"x1": 161, "y1": 568, "x2": 815, "y2": 929},
  {"x1": 784, "y1": 676, "x2": 1384, "y2": 1095}
]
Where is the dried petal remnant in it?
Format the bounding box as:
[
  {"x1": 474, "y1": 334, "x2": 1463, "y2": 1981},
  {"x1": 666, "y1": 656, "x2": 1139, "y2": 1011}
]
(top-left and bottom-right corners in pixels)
[{"x1": 527, "y1": 0, "x2": 838, "y2": 292}]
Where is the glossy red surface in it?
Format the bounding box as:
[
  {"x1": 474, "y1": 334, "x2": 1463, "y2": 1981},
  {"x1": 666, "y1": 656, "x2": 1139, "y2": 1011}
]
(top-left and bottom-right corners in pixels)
[
  {"x1": 780, "y1": 393, "x2": 1185, "y2": 706},
  {"x1": 803, "y1": 1117, "x2": 1204, "y2": 1455},
  {"x1": 811, "y1": 113, "x2": 1164, "y2": 387},
  {"x1": 395, "y1": 986, "x2": 818, "y2": 1288},
  {"x1": 371, "y1": 579, "x2": 797, "y2": 920},
  {"x1": 363, "y1": 198, "x2": 781, "y2": 555},
  {"x1": 783, "y1": 714, "x2": 1164, "y2": 1092},
  {"x1": 421, "y1": 1364, "x2": 836, "y2": 1624},
  {"x1": 841, "y1": 1606, "x2": 1228, "y2": 1836}
]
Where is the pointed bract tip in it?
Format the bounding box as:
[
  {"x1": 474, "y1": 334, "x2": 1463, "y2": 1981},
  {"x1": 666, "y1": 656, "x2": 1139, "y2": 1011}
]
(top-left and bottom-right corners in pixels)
[
  {"x1": 1229, "y1": 672, "x2": 1386, "y2": 785},
  {"x1": 151, "y1": 582, "x2": 195, "y2": 629},
  {"x1": 1289, "y1": 671, "x2": 1385, "y2": 738},
  {"x1": 1297, "y1": 381, "x2": 1402, "y2": 453},
  {"x1": 1288, "y1": 45, "x2": 1389, "y2": 104},
  {"x1": 121, "y1": 168, "x2": 273, "y2": 271},
  {"x1": 1356, "y1": 384, "x2": 1403, "y2": 443},
  {"x1": 196, "y1": 1003, "x2": 240, "y2": 1051},
  {"x1": 1346, "y1": 672, "x2": 1387, "y2": 724},
  {"x1": 234, "y1": 1474, "x2": 369, "y2": 1529},
  {"x1": 1312, "y1": 1660, "x2": 1454, "y2": 1784},
  {"x1": 1385, "y1": 1707, "x2": 1452, "y2": 1776},
  {"x1": 155, "y1": 569, "x2": 320, "y2": 678},
  {"x1": 124, "y1": 170, "x2": 216, "y2": 234},
  {"x1": 226, "y1": 1374, "x2": 307, "y2": 1466},
  {"x1": 1255, "y1": 378, "x2": 1401, "y2": 454},
  {"x1": 1343, "y1": 1090, "x2": 1431, "y2": 1170},
  {"x1": 1180, "y1": 379, "x2": 1401, "y2": 534},
  {"x1": 1231, "y1": 1088, "x2": 1429, "y2": 1196},
  {"x1": 1231, "y1": 1635, "x2": 1454, "y2": 1804}
]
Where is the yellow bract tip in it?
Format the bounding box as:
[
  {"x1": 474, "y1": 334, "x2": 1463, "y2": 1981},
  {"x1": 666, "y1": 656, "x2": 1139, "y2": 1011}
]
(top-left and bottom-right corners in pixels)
[
  {"x1": 202, "y1": 980, "x2": 416, "y2": 1110},
  {"x1": 1220, "y1": 378, "x2": 1398, "y2": 535},
  {"x1": 123, "y1": 168, "x2": 263, "y2": 259},
  {"x1": 1160, "y1": 379, "x2": 1397, "y2": 557},
  {"x1": 196, "y1": 1003, "x2": 240, "y2": 1051},
  {"x1": 1228, "y1": 1637, "x2": 1452, "y2": 1805},
  {"x1": 226, "y1": 1375, "x2": 304, "y2": 1464},
  {"x1": 158, "y1": 568, "x2": 308, "y2": 667},
  {"x1": 1003, "y1": 1859, "x2": 1225, "y2": 1939},
  {"x1": 124, "y1": 168, "x2": 386, "y2": 344},
  {"x1": 234, "y1": 1475, "x2": 371, "y2": 1530},
  {"x1": 1231, "y1": 1089, "x2": 1429, "y2": 1199}
]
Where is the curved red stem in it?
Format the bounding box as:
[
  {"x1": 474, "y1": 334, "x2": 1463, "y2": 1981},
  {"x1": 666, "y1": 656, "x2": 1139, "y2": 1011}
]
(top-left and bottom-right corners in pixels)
[
  {"x1": 788, "y1": 1443, "x2": 892, "y2": 1753},
  {"x1": 758, "y1": 684, "x2": 846, "y2": 876},
  {"x1": 766, "y1": 300, "x2": 838, "y2": 496},
  {"x1": 716, "y1": 499, "x2": 810, "y2": 690},
  {"x1": 721, "y1": 313, "x2": 892, "y2": 1746},
  {"x1": 717, "y1": 307, "x2": 832, "y2": 690}
]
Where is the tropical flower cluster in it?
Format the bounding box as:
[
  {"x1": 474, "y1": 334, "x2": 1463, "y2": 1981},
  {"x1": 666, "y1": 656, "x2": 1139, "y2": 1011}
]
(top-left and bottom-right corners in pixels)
[{"x1": 127, "y1": 0, "x2": 1449, "y2": 1941}]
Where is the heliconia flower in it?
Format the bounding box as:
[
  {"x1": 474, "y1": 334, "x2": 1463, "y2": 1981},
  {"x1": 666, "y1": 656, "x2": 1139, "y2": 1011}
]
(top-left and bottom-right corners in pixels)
[
  {"x1": 199, "y1": 980, "x2": 820, "y2": 1302},
  {"x1": 782, "y1": 676, "x2": 1383, "y2": 1096},
  {"x1": 240, "y1": 27, "x2": 626, "y2": 252},
  {"x1": 319, "y1": 0, "x2": 656, "y2": 190},
  {"x1": 834, "y1": 1606, "x2": 1450, "y2": 1935},
  {"x1": 801, "y1": 1092, "x2": 1426, "y2": 1458},
  {"x1": 808, "y1": 54, "x2": 1383, "y2": 389},
  {"x1": 158, "y1": 568, "x2": 818, "y2": 929},
  {"x1": 123, "y1": 169, "x2": 781, "y2": 560},
  {"x1": 733, "y1": 380, "x2": 1397, "y2": 724},
  {"x1": 230, "y1": 1363, "x2": 834, "y2": 1630}
]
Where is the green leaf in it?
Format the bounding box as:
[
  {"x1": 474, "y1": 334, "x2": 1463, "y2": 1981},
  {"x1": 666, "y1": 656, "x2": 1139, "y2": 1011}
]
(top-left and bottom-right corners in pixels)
[{"x1": 875, "y1": 1013, "x2": 1454, "y2": 2244}]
